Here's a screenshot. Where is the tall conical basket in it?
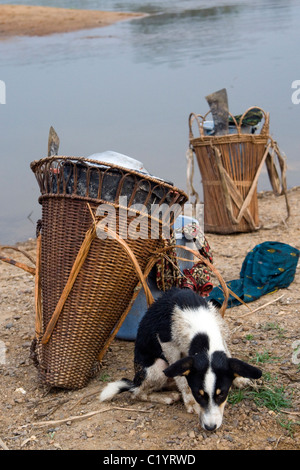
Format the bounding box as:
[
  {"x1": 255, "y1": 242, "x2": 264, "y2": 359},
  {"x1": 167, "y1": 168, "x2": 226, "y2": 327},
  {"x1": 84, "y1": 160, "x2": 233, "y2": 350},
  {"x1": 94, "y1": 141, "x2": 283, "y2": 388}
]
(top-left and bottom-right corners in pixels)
[
  {"x1": 30, "y1": 156, "x2": 187, "y2": 389},
  {"x1": 188, "y1": 107, "x2": 270, "y2": 234}
]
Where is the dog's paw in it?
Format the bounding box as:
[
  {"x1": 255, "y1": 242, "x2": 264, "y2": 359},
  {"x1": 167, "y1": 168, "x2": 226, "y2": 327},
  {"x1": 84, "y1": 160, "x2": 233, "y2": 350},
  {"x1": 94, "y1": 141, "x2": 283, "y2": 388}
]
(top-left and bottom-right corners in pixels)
[
  {"x1": 138, "y1": 391, "x2": 181, "y2": 406},
  {"x1": 164, "y1": 392, "x2": 181, "y2": 405},
  {"x1": 184, "y1": 397, "x2": 201, "y2": 415},
  {"x1": 232, "y1": 376, "x2": 251, "y2": 389}
]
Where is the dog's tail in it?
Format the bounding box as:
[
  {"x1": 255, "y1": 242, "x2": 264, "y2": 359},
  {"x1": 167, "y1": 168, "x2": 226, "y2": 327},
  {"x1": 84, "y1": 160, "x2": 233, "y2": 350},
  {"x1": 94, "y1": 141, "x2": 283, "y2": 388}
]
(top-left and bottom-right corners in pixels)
[{"x1": 99, "y1": 378, "x2": 134, "y2": 402}]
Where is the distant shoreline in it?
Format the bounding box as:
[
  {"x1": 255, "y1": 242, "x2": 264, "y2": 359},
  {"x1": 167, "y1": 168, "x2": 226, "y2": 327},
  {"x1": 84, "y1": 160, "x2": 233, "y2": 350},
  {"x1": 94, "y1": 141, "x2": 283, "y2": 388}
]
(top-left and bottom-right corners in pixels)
[{"x1": 0, "y1": 4, "x2": 145, "y2": 39}]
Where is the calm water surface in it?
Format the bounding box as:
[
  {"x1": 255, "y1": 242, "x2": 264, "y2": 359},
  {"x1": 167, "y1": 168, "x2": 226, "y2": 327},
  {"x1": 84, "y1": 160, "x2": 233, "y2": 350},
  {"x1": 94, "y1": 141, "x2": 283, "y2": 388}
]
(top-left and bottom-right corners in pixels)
[{"x1": 0, "y1": 0, "x2": 299, "y2": 243}]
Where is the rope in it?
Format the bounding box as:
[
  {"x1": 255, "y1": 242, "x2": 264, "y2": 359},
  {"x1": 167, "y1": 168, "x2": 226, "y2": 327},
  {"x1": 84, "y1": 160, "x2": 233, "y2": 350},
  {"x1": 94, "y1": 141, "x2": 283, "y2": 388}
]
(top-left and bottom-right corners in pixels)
[{"x1": 186, "y1": 147, "x2": 200, "y2": 210}]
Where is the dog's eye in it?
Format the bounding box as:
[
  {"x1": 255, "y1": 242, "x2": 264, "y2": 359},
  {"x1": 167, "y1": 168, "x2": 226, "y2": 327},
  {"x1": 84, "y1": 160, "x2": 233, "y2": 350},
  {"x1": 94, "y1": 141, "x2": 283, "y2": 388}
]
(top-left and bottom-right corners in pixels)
[
  {"x1": 215, "y1": 389, "x2": 227, "y2": 402},
  {"x1": 197, "y1": 390, "x2": 208, "y2": 401}
]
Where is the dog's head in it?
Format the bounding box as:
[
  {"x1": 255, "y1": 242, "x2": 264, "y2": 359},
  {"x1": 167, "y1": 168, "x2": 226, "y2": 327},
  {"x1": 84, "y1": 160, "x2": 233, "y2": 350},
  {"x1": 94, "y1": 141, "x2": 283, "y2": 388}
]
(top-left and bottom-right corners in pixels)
[{"x1": 164, "y1": 351, "x2": 262, "y2": 431}]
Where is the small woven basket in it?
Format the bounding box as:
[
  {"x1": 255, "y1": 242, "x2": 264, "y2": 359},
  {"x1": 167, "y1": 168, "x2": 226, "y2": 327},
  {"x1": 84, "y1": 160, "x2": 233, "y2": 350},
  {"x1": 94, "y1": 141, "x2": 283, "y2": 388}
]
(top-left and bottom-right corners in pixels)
[
  {"x1": 189, "y1": 107, "x2": 270, "y2": 234},
  {"x1": 30, "y1": 156, "x2": 187, "y2": 389}
]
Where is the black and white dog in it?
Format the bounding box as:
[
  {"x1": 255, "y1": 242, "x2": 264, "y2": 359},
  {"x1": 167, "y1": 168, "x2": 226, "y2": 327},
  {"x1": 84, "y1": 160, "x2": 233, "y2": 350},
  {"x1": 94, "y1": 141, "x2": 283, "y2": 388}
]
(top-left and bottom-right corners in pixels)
[{"x1": 100, "y1": 288, "x2": 262, "y2": 431}]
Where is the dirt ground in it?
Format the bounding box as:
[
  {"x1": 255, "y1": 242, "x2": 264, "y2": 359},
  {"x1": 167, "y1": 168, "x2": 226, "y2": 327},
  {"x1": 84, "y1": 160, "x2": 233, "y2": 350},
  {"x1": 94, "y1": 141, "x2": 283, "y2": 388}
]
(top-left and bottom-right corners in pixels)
[
  {"x1": 0, "y1": 187, "x2": 299, "y2": 451},
  {"x1": 0, "y1": 5, "x2": 144, "y2": 39}
]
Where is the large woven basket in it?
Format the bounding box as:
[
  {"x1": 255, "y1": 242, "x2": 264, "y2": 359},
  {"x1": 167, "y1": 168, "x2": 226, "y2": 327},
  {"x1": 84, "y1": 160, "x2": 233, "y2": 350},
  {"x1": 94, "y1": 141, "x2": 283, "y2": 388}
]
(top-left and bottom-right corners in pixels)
[
  {"x1": 188, "y1": 107, "x2": 270, "y2": 234},
  {"x1": 30, "y1": 156, "x2": 187, "y2": 389}
]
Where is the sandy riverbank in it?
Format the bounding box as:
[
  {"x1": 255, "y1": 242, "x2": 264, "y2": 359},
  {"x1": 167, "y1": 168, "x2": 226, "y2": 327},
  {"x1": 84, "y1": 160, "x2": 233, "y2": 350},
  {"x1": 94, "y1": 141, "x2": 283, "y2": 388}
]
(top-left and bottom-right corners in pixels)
[
  {"x1": 0, "y1": 187, "x2": 299, "y2": 450},
  {"x1": 0, "y1": 4, "x2": 144, "y2": 39}
]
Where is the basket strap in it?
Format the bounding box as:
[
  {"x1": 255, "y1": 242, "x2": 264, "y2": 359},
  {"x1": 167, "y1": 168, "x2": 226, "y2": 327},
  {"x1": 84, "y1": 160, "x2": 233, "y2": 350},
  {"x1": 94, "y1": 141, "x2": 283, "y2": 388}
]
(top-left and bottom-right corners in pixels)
[
  {"x1": 186, "y1": 147, "x2": 200, "y2": 209},
  {"x1": 212, "y1": 143, "x2": 271, "y2": 228},
  {"x1": 34, "y1": 233, "x2": 42, "y2": 337},
  {"x1": 234, "y1": 143, "x2": 271, "y2": 223},
  {"x1": 211, "y1": 145, "x2": 258, "y2": 229},
  {"x1": 265, "y1": 137, "x2": 290, "y2": 224}
]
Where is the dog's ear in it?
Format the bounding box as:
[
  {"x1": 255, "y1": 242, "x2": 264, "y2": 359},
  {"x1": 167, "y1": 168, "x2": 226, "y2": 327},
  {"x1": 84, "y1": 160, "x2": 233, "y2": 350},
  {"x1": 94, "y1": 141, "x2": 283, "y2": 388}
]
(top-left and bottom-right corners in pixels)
[
  {"x1": 164, "y1": 356, "x2": 194, "y2": 378},
  {"x1": 228, "y1": 358, "x2": 262, "y2": 380},
  {"x1": 209, "y1": 299, "x2": 222, "y2": 309}
]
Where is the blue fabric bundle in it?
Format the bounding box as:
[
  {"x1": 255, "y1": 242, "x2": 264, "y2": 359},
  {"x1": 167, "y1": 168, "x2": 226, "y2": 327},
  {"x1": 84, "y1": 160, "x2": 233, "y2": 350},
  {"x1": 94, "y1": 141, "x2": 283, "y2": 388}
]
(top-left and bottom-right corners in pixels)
[{"x1": 208, "y1": 241, "x2": 300, "y2": 308}]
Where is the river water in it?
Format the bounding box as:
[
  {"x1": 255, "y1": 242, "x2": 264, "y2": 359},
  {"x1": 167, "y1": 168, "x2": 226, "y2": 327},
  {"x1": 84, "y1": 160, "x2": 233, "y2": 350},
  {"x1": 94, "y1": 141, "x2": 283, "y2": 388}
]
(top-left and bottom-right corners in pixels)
[{"x1": 0, "y1": 0, "x2": 299, "y2": 243}]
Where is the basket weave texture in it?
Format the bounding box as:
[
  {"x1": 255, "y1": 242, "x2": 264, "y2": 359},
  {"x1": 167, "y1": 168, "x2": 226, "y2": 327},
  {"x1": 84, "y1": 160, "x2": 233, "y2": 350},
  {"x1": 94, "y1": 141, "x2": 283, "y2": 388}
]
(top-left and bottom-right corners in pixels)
[
  {"x1": 30, "y1": 156, "x2": 187, "y2": 389},
  {"x1": 189, "y1": 107, "x2": 270, "y2": 234}
]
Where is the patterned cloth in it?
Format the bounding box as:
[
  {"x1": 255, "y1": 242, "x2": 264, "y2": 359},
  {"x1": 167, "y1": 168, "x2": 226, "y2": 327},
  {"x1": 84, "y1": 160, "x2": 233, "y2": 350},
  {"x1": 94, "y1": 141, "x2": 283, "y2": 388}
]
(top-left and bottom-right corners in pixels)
[
  {"x1": 155, "y1": 223, "x2": 214, "y2": 296},
  {"x1": 208, "y1": 241, "x2": 300, "y2": 307}
]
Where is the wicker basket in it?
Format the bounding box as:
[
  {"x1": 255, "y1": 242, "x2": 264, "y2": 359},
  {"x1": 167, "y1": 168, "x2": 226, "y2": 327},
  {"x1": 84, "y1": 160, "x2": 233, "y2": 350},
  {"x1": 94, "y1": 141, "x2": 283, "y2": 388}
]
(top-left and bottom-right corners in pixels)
[
  {"x1": 188, "y1": 107, "x2": 270, "y2": 234},
  {"x1": 30, "y1": 156, "x2": 187, "y2": 389}
]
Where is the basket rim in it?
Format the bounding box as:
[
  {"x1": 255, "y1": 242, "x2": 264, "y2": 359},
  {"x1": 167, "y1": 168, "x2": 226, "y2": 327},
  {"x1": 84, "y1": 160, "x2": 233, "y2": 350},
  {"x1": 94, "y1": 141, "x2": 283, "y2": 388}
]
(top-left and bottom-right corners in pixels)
[
  {"x1": 188, "y1": 106, "x2": 270, "y2": 140},
  {"x1": 30, "y1": 155, "x2": 188, "y2": 199},
  {"x1": 189, "y1": 133, "x2": 269, "y2": 146}
]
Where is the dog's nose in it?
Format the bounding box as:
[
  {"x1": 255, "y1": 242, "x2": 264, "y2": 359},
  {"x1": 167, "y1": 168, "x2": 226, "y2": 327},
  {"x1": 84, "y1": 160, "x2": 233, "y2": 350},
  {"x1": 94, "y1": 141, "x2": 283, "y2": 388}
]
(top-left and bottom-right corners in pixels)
[{"x1": 204, "y1": 423, "x2": 217, "y2": 432}]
